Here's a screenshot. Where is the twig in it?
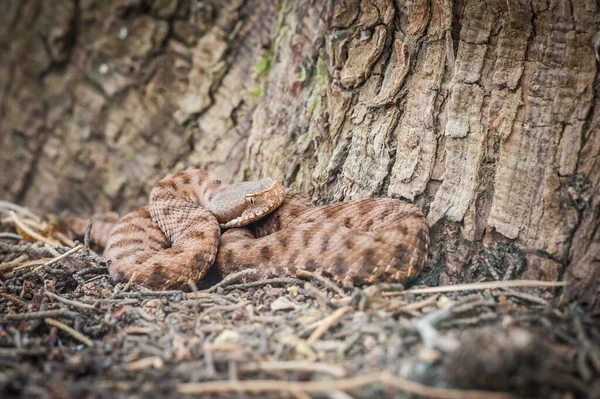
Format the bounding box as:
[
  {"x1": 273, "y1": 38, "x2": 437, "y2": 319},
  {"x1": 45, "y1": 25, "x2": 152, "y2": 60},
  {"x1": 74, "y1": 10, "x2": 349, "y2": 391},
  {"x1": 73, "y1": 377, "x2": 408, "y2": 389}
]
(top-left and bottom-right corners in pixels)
[
  {"x1": 451, "y1": 299, "x2": 497, "y2": 314},
  {"x1": 0, "y1": 201, "x2": 42, "y2": 222},
  {"x1": 312, "y1": 272, "x2": 347, "y2": 298},
  {"x1": 0, "y1": 309, "x2": 78, "y2": 322},
  {"x1": 176, "y1": 371, "x2": 514, "y2": 398},
  {"x1": 39, "y1": 244, "x2": 83, "y2": 269},
  {"x1": 383, "y1": 280, "x2": 566, "y2": 296},
  {"x1": 574, "y1": 314, "x2": 600, "y2": 372},
  {"x1": 380, "y1": 372, "x2": 514, "y2": 399},
  {"x1": 307, "y1": 306, "x2": 352, "y2": 344},
  {"x1": 291, "y1": 391, "x2": 312, "y2": 399},
  {"x1": 84, "y1": 219, "x2": 93, "y2": 250},
  {"x1": 304, "y1": 282, "x2": 332, "y2": 311},
  {"x1": 114, "y1": 290, "x2": 185, "y2": 299},
  {"x1": 493, "y1": 289, "x2": 548, "y2": 306},
  {"x1": 84, "y1": 274, "x2": 111, "y2": 284},
  {"x1": 199, "y1": 301, "x2": 249, "y2": 319},
  {"x1": 44, "y1": 244, "x2": 61, "y2": 257},
  {"x1": 44, "y1": 291, "x2": 97, "y2": 311},
  {"x1": 44, "y1": 318, "x2": 93, "y2": 347},
  {"x1": 413, "y1": 303, "x2": 455, "y2": 349},
  {"x1": 327, "y1": 391, "x2": 356, "y2": 399},
  {"x1": 222, "y1": 277, "x2": 305, "y2": 292},
  {"x1": 0, "y1": 253, "x2": 30, "y2": 271},
  {"x1": 122, "y1": 271, "x2": 138, "y2": 292},
  {"x1": 202, "y1": 269, "x2": 259, "y2": 293},
  {"x1": 11, "y1": 258, "x2": 52, "y2": 272},
  {"x1": 0, "y1": 292, "x2": 28, "y2": 308},
  {"x1": 0, "y1": 233, "x2": 23, "y2": 240},
  {"x1": 9, "y1": 211, "x2": 61, "y2": 246},
  {"x1": 54, "y1": 231, "x2": 77, "y2": 248},
  {"x1": 392, "y1": 294, "x2": 438, "y2": 313},
  {"x1": 125, "y1": 356, "x2": 164, "y2": 371},
  {"x1": 238, "y1": 361, "x2": 347, "y2": 378}
]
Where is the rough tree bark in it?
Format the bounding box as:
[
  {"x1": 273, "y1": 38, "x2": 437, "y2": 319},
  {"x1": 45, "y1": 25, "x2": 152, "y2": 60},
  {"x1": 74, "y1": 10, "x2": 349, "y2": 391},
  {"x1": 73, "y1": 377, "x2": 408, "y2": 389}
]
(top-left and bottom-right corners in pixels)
[{"x1": 1, "y1": 0, "x2": 598, "y2": 309}]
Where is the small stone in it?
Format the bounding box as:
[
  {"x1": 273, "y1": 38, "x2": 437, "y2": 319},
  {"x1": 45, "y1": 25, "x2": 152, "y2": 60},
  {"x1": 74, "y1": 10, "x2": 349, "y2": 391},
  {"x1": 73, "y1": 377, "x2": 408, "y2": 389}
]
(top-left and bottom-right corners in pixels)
[
  {"x1": 418, "y1": 348, "x2": 442, "y2": 363},
  {"x1": 271, "y1": 296, "x2": 297, "y2": 311},
  {"x1": 214, "y1": 330, "x2": 240, "y2": 344},
  {"x1": 118, "y1": 27, "x2": 128, "y2": 40},
  {"x1": 67, "y1": 355, "x2": 82, "y2": 367},
  {"x1": 363, "y1": 335, "x2": 377, "y2": 350},
  {"x1": 437, "y1": 295, "x2": 454, "y2": 309}
]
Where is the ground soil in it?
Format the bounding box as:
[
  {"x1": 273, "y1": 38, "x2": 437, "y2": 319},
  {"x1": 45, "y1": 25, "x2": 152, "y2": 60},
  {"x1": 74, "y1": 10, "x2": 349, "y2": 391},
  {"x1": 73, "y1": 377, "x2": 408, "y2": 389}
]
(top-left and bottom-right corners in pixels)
[{"x1": 0, "y1": 205, "x2": 599, "y2": 399}]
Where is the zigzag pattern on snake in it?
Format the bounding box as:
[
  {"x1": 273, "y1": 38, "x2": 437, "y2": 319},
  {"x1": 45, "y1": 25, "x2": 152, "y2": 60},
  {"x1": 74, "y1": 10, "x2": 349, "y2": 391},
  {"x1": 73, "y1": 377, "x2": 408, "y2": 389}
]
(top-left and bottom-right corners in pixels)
[{"x1": 70, "y1": 169, "x2": 429, "y2": 290}]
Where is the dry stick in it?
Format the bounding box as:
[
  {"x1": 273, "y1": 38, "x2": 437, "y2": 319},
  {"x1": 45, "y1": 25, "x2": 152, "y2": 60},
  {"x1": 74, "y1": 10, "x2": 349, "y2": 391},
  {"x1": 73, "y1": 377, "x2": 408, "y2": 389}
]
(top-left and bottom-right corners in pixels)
[
  {"x1": 44, "y1": 243, "x2": 62, "y2": 257},
  {"x1": 84, "y1": 274, "x2": 111, "y2": 284},
  {"x1": 392, "y1": 294, "x2": 439, "y2": 313},
  {"x1": 198, "y1": 301, "x2": 249, "y2": 319},
  {"x1": 84, "y1": 219, "x2": 93, "y2": 250},
  {"x1": 0, "y1": 309, "x2": 78, "y2": 322},
  {"x1": 122, "y1": 271, "x2": 138, "y2": 292},
  {"x1": 574, "y1": 315, "x2": 600, "y2": 372},
  {"x1": 11, "y1": 258, "x2": 52, "y2": 272},
  {"x1": 176, "y1": 371, "x2": 514, "y2": 399},
  {"x1": 0, "y1": 348, "x2": 48, "y2": 357},
  {"x1": 379, "y1": 372, "x2": 514, "y2": 399},
  {"x1": 307, "y1": 306, "x2": 353, "y2": 344},
  {"x1": 304, "y1": 282, "x2": 331, "y2": 311},
  {"x1": 0, "y1": 201, "x2": 42, "y2": 222},
  {"x1": 9, "y1": 211, "x2": 61, "y2": 246},
  {"x1": 44, "y1": 318, "x2": 93, "y2": 347},
  {"x1": 115, "y1": 290, "x2": 185, "y2": 298},
  {"x1": 125, "y1": 356, "x2": 164, "y2": 371},
  {"x1": 327, "y1": 391, "x2": 356, "y2": 399},
  {"x1": 0, "y1": 292, "x2": 28, "y2": 308},
  {"x1": 383, "y1": 280, "x2": 566, "y2": 296},
  {"x1": 0, "y1": 253, "x2": 30, "y2": 271},
  {"x1": 238, "y1": 361, "x2": 347, "y2": 378},
  {"x1": 312, "y1": 272, "x2": 347, "y2": 298},
  {"x1": 44, "y1": 291, "x2": 97, "y2": 311},
  {"x1": 54, "y1": 231, "x2": 77, "y2": 248},
  {"x1": 0, "y1": 233, "x2": 23, "y2": 240},
  {"x1": 291, "y1": 391, "x2": 312, "y2": 399},
  {"x1": 493, "y1": 288, "x2": 548, "y2": 306},
  {"x1": 201, "y1": 269, "x2": 259, "y2": 293},
  {"x1": 223, "y1": 277, "x2": 305, "y2": 292},
  {"x1": 413, "y1": 303, "x2": 455, "y2": 349},
  {"x1": 40, "y1": 244, "x2": 83, "y2": 268}
]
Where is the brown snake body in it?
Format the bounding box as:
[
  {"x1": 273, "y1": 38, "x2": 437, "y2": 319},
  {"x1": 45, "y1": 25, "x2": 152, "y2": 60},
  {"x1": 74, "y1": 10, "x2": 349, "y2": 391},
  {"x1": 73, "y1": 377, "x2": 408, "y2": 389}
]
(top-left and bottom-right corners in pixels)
[{"x1": 72, "y1": 169, "x2": 429, "y2": 290}]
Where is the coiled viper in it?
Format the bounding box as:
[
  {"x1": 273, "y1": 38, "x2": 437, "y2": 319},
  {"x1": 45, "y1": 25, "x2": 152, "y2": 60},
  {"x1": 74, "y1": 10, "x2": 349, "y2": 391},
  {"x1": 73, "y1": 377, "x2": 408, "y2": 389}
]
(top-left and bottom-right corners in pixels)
[{"x1": 70, "y1": 169, "x2": 429, "y2": 290}]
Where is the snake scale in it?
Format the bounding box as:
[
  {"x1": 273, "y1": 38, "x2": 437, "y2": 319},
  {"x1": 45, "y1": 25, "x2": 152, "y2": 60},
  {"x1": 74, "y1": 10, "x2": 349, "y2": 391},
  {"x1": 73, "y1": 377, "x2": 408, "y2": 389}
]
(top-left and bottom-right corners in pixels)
[{"x1": 71, "y1": 169, "x2": 429, "y2": 290}]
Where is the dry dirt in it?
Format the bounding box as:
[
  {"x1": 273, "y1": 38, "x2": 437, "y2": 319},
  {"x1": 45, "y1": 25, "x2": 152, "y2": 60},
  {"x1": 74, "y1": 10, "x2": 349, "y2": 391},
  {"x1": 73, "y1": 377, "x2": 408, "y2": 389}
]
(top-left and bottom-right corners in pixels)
[{"x1": 0, "y1": 204, "x2": 599, "y2": 399}]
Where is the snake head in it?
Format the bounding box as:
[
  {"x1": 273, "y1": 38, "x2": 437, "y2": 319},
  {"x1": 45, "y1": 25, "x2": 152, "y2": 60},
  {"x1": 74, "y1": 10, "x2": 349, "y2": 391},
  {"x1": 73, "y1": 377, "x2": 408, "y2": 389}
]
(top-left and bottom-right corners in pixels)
[{"x1": 207, "y1": 178, "x2": 285, "y2": 228}]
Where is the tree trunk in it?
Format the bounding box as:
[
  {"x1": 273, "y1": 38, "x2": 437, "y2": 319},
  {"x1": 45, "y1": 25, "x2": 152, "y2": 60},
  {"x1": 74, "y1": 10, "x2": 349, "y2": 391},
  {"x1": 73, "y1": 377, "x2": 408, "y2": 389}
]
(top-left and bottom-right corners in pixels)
[{"x1": 1, "y1": 0, "x2": 598, "y2": 308}]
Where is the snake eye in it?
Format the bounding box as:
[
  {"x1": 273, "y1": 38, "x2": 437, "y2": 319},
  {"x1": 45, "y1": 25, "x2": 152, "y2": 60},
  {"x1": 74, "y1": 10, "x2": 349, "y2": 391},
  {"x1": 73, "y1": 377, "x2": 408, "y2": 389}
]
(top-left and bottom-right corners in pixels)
[{"x1": 247, "y1": 197, "x2": 255, "y2": 205}]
